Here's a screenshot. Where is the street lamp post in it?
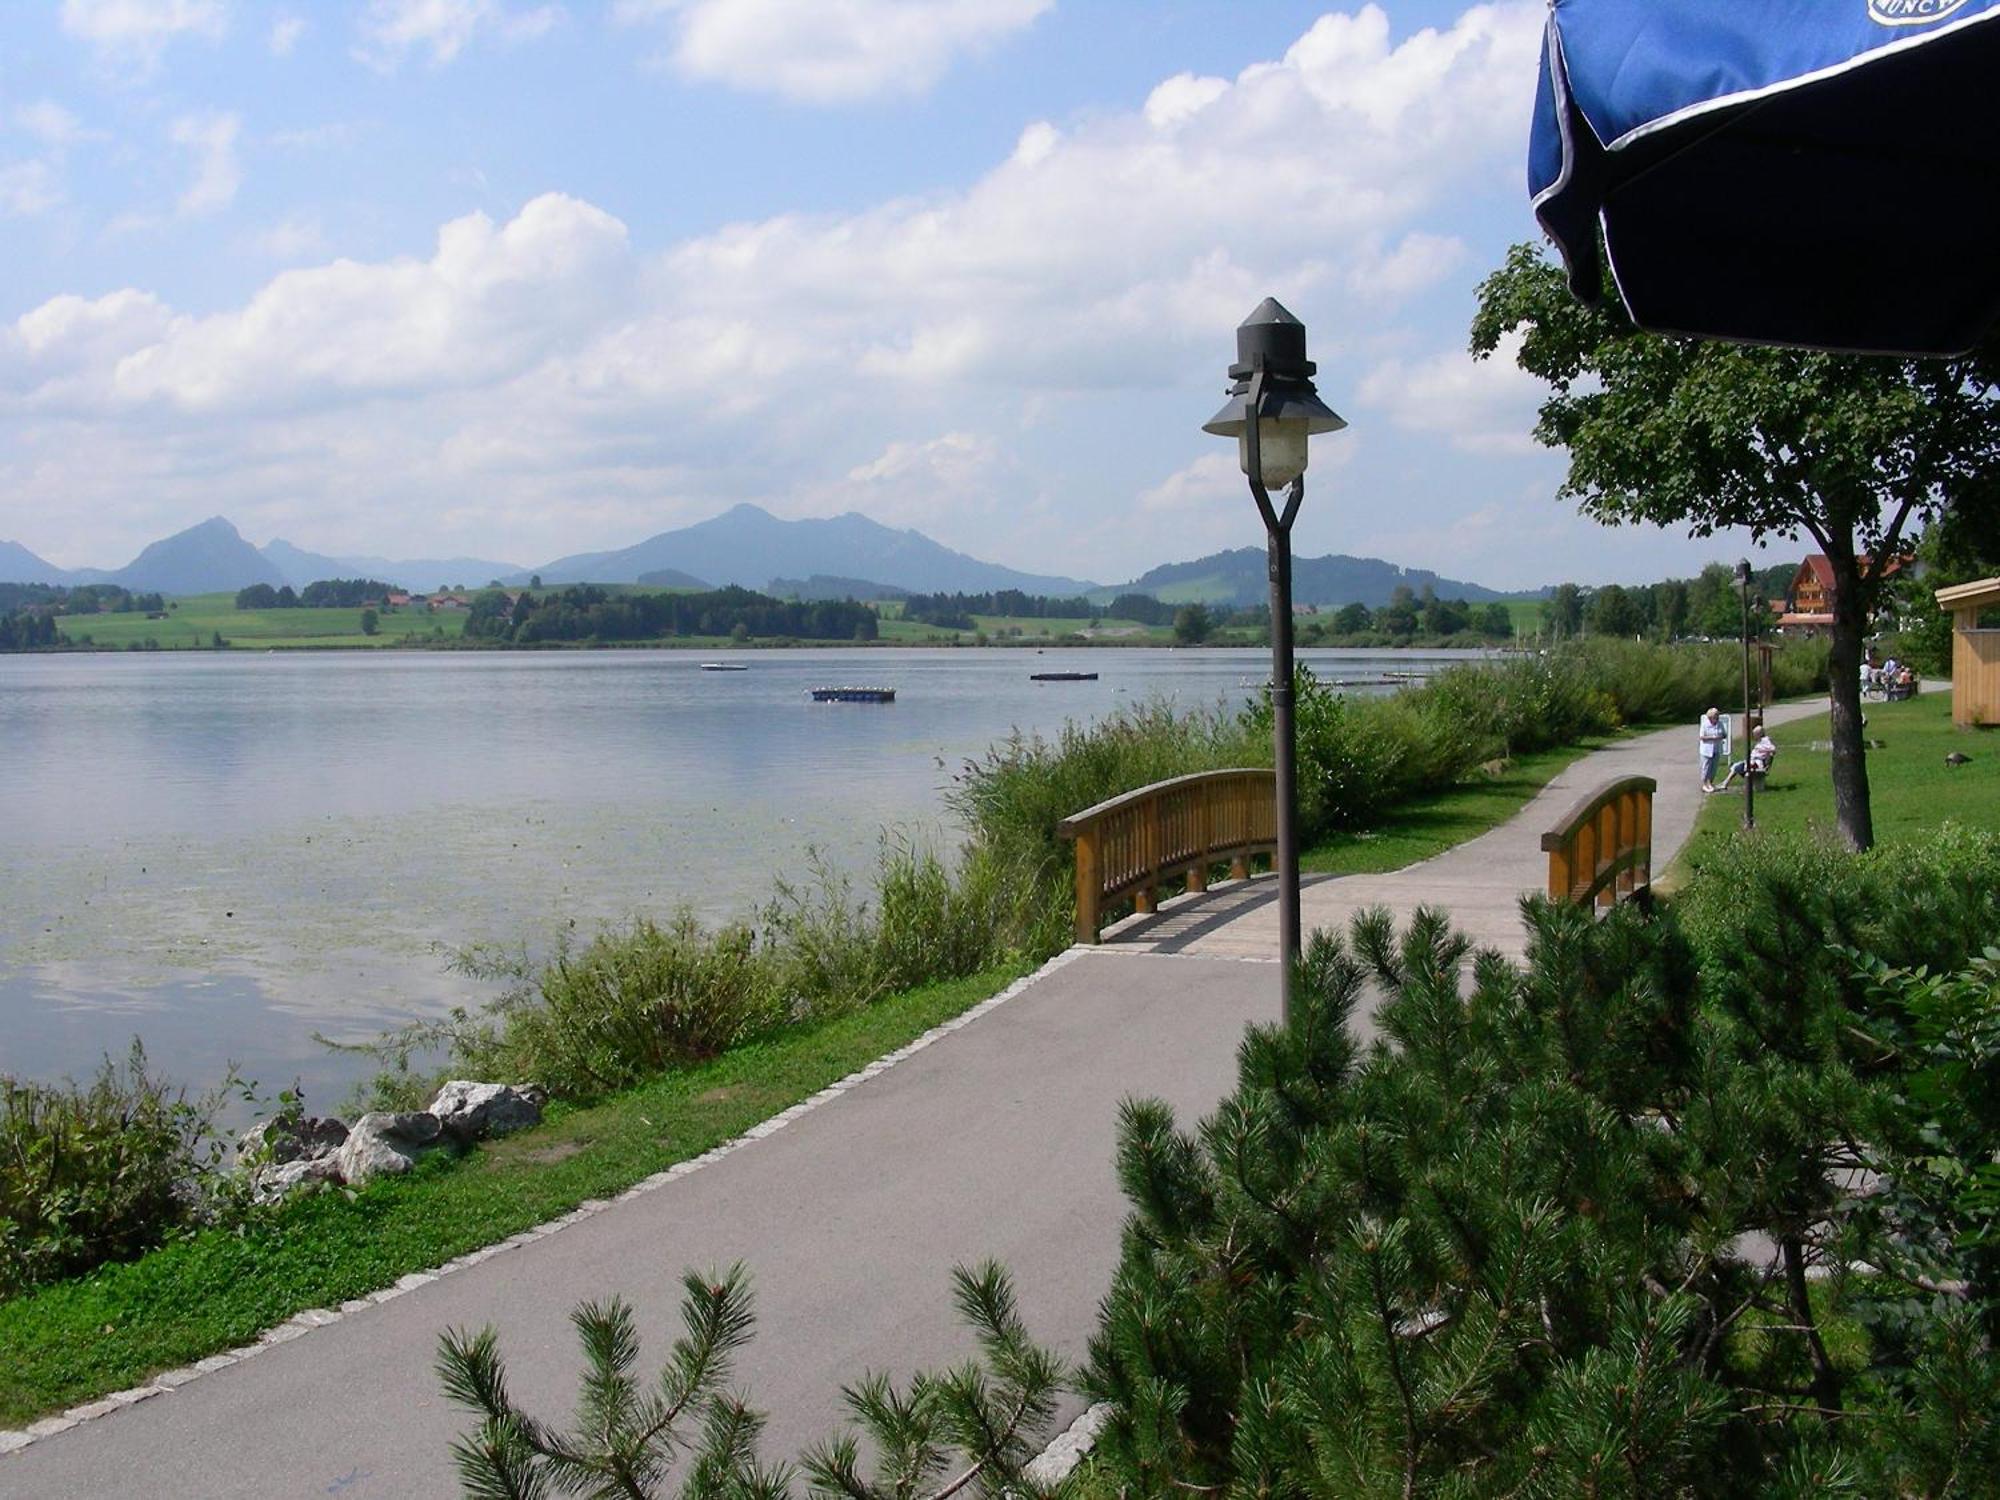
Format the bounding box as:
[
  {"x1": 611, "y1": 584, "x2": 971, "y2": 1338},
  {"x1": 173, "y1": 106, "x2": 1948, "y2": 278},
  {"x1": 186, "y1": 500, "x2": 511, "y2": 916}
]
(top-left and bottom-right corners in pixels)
[
  {"x1": 1202, "y1": 300, "x2": 1346, "y2": 1024},
  {"x1": 1735, "y1": 559, "x2": 1757, "y2": 831}
]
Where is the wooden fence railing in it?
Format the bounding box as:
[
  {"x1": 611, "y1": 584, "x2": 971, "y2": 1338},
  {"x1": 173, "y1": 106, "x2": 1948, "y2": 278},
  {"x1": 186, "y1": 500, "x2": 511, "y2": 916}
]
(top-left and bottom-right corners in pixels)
[
  {"x1": 1540, "y1": 775, "x2": 1655, "y2": 908},
  {"x1": 1057, "y1": 769, "x2": 1276, "y2": 943}
]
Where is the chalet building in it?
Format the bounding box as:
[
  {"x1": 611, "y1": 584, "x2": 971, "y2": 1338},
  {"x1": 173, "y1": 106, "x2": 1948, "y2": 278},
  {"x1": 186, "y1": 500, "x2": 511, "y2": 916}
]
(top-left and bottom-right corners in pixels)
[
  {"x1": 1776, "y1": 554, "x2": 1908, "y2": 636},
  {"x1": 385, "y1": 592, "x2": 414, "y2": 608}
]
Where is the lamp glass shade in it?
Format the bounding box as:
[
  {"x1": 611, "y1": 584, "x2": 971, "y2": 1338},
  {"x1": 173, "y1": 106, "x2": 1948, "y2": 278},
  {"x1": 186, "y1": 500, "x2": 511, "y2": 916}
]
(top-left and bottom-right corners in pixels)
[{"x1": 1239, "y1": 418, "x2": 1311, "y2": 489}]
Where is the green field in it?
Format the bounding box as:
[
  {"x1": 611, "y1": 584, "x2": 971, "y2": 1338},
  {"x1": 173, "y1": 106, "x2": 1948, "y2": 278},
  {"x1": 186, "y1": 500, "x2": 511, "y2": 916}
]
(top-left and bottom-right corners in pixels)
[
  {"x1": 873, "y1": 612, "x2": 1166, "y2": 644},
  {"x1": 57, "y1": 592, "x2": 467, "y2": 649},
  {"x1": 1672, "y1": 690, "x2": 1999, "y2": 878},
  {"x1": 1501, "y1": 598, "x2": 1546, "y2": 636}
]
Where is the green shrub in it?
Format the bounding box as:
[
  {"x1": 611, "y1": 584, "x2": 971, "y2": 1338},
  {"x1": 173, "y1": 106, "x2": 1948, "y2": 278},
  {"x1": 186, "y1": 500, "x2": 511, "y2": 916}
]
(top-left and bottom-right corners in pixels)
[
  {"x1": 1084, "y1": 885, "x2": 2000, "y2": 1496},
  {"x1": 0, "y1": 1042, "x2": 229, "y2": 1298},
  {"x1": 394, "y1": 835, "x2": 1032, "y2": 1106},
  {"x1": 948, "y1": 698, "x2": 1261, "y2": 887},
  {"x1": 448, "y1": 915, "x2": 787, "y2": 1099}
]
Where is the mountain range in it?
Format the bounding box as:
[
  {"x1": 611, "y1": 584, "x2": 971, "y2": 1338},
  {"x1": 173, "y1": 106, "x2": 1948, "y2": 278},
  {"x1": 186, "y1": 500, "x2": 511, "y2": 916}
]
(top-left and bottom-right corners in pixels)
[
  {"x1": 0, "y1": 507, "x2": 1537, "y2": 607},
  {"x1": 521, "y1": 503, "x2": 1097, "y2": 597},
  {"x1": 1111, "y1": 548, "x2": 1520, "y2": 609}
]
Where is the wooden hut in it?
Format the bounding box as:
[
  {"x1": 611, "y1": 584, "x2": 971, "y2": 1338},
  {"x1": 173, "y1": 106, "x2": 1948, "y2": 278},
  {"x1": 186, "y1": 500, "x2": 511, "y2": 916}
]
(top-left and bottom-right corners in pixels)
[{"x1": 1934, "y1": 577, "x2": 2000, "y2": 727}]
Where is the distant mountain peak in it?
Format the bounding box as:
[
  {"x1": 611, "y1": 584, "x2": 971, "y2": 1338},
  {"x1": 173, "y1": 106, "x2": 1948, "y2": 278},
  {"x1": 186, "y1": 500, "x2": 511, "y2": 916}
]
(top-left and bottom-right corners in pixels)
[{"x1": 520, "y1": 503, "x2": 1098, "y2": 596}]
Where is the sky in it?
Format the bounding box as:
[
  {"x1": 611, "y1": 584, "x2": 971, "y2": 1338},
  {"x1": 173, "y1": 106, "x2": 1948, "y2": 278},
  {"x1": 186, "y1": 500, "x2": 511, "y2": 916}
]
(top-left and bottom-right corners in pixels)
[{"x1": 0, "y1": 0, "x2": 1778, "y2": 590}]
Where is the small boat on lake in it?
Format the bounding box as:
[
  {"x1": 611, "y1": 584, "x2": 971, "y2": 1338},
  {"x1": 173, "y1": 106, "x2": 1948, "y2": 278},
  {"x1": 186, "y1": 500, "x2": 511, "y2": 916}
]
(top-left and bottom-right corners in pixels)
[
  {"x1": 1030, "y1": 671, "x2": 1097, "y2": 682},
  {"x1": 700, "y1": 662, "x2": 749, "y2": 671},
  {"x1": 809, "y1": 686, "x2": 896, "y2": 703}
]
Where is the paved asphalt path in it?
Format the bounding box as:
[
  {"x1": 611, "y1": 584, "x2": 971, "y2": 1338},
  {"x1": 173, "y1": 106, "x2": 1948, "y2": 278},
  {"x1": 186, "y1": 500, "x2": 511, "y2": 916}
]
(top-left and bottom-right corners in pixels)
[
  {"x1": 1110, "y1": 698, "x2": 1832, "y2": 960},
  {"x1": 4, "y1": 951, "x2": 1278, "y2": 1499},
  {"x1": 3, "y1": 701, "x2": 1833, "y2": 1499}
]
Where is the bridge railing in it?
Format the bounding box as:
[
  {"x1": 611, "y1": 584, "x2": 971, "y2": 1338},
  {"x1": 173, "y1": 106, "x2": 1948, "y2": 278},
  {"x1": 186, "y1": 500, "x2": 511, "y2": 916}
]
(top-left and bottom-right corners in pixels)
[
  {"x1": 1540, "y1": 775, "x2": 1656, "y2": 908},
  {"x1": 1057, "y1": 769, "x2": 1275, "y2": 944}
]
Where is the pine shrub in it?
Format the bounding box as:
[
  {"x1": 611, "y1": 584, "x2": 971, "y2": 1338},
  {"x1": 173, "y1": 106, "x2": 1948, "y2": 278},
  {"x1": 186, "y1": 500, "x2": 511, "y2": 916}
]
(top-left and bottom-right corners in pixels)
[
  {"x1": 437, "y1": 1261, "x2": 1068, "y2": 1499},
  {"x1": 1083, "y1": 884, "x2": 2000, "y2": 1496}
]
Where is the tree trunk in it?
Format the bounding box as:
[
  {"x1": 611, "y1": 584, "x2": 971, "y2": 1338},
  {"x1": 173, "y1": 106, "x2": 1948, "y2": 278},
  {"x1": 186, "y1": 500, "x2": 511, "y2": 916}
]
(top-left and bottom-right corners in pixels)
[{"x1": 1825, "y1": 550, "x2": 1875, "y2": 852}]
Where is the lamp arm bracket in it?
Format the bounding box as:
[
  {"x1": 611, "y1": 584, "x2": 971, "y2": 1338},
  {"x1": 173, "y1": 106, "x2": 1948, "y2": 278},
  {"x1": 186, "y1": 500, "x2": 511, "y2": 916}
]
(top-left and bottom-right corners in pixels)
[
  {"x1": 1244, "y1": 370, "x2": 1283, "y2": 534},
  {"x1": 1279, "y1": 476, "x2": 1304, "y2": 532}
]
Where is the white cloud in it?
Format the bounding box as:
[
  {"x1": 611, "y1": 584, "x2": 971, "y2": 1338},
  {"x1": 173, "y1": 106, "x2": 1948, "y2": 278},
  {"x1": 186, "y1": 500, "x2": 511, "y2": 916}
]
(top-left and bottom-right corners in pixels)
[
  {"x1": 1142, "y1": 72, "x2": 1228, "y2": 130},
  {"x1": 104, "y1": 193, "x2": 631, "y2": 409},
  {"x1": 169, "y1": 111, "x2": 240, "y2": 216},
  {"x1": 0, "y1": 161, "x2": 62, "y2": 217},
  {"x1": 1344, "y1": 232, "x2": 1468, "y2": 303},
  {"x1": 355, "y1": 0, "x2": 563, "y2": 69},
  {"x1": 820, "y1": 431, "x2": 1009, "y2": 523},
  {"x1": 15, "y1": 101, "x2": 96, "y2": 148},
  {"x1": 251, "y1": 213, "x2": 327, "y2": 260},
  {"x1": 617, "y1": 0, "x2": 1051, "y2": 103},
  {"x1": 60, "y1": 0, "x2": 225, "y2": 67},
  {"x1": 1137, "y1": 451, "x2": 1244, "y2": 516},
  {"x1": 1, "y1": 5, "x2": 1551, "y2": 576},
  {"x1": 270, "y1": 14, "x2": 307, "y2": 55},
  {"x1": 1356, "y1": 331, "x2": 1545, "y2": 457}
]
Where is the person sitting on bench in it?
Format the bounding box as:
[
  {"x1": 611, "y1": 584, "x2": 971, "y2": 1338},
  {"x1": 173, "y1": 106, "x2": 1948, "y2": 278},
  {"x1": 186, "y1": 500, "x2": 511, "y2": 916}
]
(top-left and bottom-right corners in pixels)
[{"x1": 1717, "y1": 724, "x2": 1777, "y2": 791}]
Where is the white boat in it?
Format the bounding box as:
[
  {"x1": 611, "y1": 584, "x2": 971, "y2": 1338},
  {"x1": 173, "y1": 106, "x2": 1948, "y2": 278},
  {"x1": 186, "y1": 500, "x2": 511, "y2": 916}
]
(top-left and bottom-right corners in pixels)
[{"x1": 700, "y1": 662, "x2": 749, "y2": 671}]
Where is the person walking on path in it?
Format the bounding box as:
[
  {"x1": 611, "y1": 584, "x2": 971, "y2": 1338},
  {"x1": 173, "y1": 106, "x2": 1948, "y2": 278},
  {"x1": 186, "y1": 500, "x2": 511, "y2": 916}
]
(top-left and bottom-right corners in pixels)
[{"x1": 1699, "y1": 706, "x2": 1731, "y2": 792}]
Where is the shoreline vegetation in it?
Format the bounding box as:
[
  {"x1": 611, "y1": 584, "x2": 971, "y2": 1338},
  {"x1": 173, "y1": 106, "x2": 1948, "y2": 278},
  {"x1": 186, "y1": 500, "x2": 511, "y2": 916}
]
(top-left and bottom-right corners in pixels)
[
  {"x1": 0, "y1": 639, "x2": 1834, "y2": 1427},
  {"x1": 0, "y1": 580, "x2": 1543, "y2": 654}
]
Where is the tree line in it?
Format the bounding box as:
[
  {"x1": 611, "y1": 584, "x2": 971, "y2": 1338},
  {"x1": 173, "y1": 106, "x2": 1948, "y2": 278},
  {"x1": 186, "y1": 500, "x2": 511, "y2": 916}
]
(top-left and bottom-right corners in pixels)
[
  {"x1": 1537, "y1": 560, "x2": 1792, "y2": 642},
  {"x1": 898, "y1": 588, "x2": 1098, "y2": 629},
  {"x1": 0, "y1": 582, "x2": 166, "y2": 615},
  {"x1": 234, "y1": 578, "x2": 399, "y2": 610},
  {"x1": 462, "y1": 584, "x2": 880, "y2": 645},
  {"x1": 0, "y1": 583, "x2": 169, "y2": 652}
]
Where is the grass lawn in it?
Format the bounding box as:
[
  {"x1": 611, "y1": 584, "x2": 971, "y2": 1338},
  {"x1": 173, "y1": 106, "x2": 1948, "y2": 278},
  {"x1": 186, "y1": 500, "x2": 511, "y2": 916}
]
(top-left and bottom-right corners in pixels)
[
  {"x1": 0, "y1": 963, "x2": 1025, "y2": 1427},
  {"x1": 60, "y1": 592, "x2": 466, "y2": 649},
  {"x1": 1501, "y1": 598, "x2": 1546, "y2": 637},
  {"x1": 1300, "y1": 737, "x2": 1612, "y2": 878},
  {"x1": 1670, "y1": 689, "x2": 2000, "y2": 882}
]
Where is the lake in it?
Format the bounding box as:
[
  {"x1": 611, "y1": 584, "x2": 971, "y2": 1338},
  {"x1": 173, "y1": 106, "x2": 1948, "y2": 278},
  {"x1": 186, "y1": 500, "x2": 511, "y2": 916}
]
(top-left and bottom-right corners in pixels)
[{"x1": 0, "y1": 646, "x2": 1465, "y2": 1109}]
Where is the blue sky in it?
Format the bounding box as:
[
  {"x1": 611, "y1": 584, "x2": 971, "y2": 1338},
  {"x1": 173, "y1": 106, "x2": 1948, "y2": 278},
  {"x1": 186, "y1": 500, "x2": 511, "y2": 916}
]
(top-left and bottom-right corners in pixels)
[{"x1": 0, "y1": 1, "x2": 1771, "y2": 589}]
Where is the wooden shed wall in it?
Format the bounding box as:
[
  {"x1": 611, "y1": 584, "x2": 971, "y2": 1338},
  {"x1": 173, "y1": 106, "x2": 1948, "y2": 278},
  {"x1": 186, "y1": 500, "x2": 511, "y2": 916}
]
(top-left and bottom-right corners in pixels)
[{"x1": 1951, "y1": 619, "x2": 2000, "y2": 727}]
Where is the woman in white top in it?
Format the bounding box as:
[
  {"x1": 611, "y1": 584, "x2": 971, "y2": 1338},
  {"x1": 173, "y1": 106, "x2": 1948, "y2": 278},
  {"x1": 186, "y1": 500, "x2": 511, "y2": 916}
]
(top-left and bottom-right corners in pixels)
[{"x1": 1698, "y1": 706, "x2": 1730, "y2": 791}]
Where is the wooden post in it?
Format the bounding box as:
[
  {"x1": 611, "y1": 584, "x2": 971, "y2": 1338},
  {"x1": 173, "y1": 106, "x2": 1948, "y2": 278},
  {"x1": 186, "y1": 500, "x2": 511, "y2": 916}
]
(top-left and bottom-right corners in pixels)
[
  {"x1": 1073, "y1": 830, "x2": 1100, "y2": 944},
  {"x1": 1547, "y1": 843, "x2": 1572, "y2": 903},
  {"x1": 1955, "y1": 606, "x2": 1977, "y2": 728},
  {"x1": 1617, "y1": 791, "x2": 1635, "y2": 897},
  {"x1": 1596, "y1": 804, "x2": 1617, "y2": 908},
  {"x1": 1636, "y1": 789, "x2": 1653, "y2": 889}
]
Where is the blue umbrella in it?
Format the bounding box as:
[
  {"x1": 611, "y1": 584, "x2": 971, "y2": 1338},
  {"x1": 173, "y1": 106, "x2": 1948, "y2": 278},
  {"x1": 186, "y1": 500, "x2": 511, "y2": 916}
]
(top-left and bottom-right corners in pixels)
[{"x1": 1531, "y1": 0, "x2": 2000, "y2": 355}]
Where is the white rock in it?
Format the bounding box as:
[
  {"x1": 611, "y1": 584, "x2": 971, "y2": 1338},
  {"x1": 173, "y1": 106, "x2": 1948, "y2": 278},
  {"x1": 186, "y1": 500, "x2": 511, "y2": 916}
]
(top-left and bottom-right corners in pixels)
[
  {"x1": 334, "y1": 1111, "x2": 445, "y2": 1186},
  {"x1": 426, "y1": 1081, "x2": 545, "y2": 1142}
]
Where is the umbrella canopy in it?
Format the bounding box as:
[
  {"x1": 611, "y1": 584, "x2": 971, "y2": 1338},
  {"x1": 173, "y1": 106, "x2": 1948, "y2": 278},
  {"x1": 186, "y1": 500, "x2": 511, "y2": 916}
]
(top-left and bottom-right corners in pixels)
[{"x1": 1531, "y1": 0, "x2": 2000, "y2": 355}]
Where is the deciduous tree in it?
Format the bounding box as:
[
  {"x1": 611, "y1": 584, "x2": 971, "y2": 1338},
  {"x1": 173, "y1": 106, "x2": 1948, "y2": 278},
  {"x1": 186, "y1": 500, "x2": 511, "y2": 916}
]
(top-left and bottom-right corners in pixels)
[{"x1": 1473, "y1": 242, "x2": 2000, "y2": 848}]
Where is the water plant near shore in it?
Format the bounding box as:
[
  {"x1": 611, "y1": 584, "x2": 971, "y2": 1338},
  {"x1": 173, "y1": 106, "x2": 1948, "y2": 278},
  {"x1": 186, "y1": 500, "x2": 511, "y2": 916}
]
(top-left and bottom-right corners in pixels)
[{"x1": 0, "y1": 1043, "x2": 235, "y2": 1298}]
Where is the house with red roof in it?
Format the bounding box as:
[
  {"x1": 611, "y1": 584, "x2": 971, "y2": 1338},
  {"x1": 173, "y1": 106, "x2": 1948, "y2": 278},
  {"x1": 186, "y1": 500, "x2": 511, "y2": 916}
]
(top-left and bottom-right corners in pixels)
[{"x1": 1777, "y1": 553, "x2": 1908, "y2": 636}]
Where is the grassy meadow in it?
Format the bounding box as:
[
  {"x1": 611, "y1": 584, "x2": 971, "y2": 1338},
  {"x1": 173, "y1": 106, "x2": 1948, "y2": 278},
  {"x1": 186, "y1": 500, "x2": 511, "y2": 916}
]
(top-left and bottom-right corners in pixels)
[
  {"x1": 1672, "y1": 689, "x2": 2000, "y2": 879},
  {"x1": 58, "y1": 592, "x2": 468, "y2": 650}
]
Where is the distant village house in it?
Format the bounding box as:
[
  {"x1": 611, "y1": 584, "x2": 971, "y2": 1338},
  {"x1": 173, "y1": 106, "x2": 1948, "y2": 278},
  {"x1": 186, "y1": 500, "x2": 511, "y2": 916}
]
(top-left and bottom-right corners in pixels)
[{"x1": 1776, "y1": 553, "x2": 1909, "y2": 637}]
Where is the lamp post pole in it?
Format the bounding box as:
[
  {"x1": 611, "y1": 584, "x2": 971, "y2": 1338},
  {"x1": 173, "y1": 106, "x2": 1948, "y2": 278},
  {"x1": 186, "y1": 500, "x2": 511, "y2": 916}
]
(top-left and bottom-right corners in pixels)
[
  {"x1": 1736, "y1": 559, "x2": 1756, "y2": 830},
  {"x1": 1203, "y1": 302, "x2": 1345, "y2": 1027},
  {"x1": 1243, "y1": 382, "x2": 1303, "y2": 1018}
]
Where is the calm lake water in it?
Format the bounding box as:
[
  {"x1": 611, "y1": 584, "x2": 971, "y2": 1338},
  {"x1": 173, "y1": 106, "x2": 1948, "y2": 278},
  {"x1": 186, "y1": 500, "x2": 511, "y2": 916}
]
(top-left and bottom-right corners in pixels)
[{"x1": 0, "y1": 647, "x2": 1465, "y2": 1109}]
